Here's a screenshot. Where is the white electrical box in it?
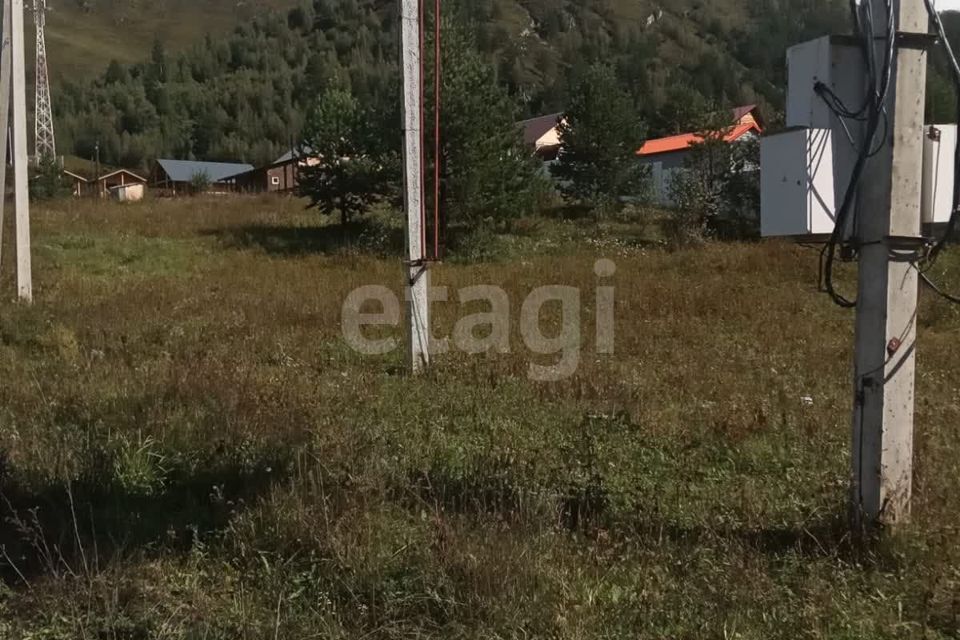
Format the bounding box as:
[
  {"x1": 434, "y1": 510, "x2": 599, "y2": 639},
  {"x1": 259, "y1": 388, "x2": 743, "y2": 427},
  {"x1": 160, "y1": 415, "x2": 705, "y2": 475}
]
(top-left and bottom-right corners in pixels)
[
  {"x1": 921, "y1": 124, "x2": 957, "y2": 225},
  {"x1": 761, "y1": 128, "x2": 840, "y2": 237},
  {"x1": 764, "y1": 37, "x2": 958, "y2": 238},
  {"x1": 761, "y1": 36, "x2": 865, "y2": 239},
  {"x1": 787, "y1": 36, "x2": 865, "y2": 130}
]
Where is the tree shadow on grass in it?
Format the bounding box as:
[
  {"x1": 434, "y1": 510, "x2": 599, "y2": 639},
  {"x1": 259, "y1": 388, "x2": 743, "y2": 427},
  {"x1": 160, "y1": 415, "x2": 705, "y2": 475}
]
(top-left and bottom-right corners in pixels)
[
  {"x1": 206, "y1": 218, "x2": 404, "y2": 256},
  {"x1": 396, "y1": 465, "x2": 884, "y2": 566},
  {"x1": 639, "y1": 518, "x2": 859, "y2": 559},
  {"x1": 0, "y1": 454, "x2": 288, "y2": 586}
]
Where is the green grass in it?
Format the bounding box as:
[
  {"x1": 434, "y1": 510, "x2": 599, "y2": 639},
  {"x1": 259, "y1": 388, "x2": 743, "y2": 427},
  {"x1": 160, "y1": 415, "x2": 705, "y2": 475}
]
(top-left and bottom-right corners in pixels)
[
  {"x1": 0, "y1": 196, "x2": 959, "y2": 638},
  {"x1": 36, "y1": 232, "x2": 203, "y2": 277}
]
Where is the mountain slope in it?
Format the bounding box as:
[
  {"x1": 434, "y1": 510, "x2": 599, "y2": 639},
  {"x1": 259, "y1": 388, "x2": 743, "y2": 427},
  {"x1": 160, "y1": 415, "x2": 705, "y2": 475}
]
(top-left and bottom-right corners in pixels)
[
  {"x1": 475, "y1": 0, "x2": 847, "y2": 119},
  {"x1": 53, "y1": 0, "x2": 856, "y2": 168},
  {"x1": 44, "y1": 0, "x2": 296, "y2": 80}
]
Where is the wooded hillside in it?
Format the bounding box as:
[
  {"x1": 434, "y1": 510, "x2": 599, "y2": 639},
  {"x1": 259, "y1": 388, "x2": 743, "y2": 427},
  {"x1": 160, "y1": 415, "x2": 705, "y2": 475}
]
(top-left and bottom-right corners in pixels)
[{"x1": 51, "y1": 0, "x2": 958, "y2": 170}]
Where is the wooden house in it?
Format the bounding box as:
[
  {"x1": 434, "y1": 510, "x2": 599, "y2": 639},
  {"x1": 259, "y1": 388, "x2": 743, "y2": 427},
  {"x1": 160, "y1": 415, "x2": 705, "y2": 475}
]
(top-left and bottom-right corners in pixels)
[
  {"x1": 95, "y1": 169, "x2": 148, "y2": 200},
  {"x1": 519, "y1": 113, "x2": 564, "y2": 161},
  {"x1": 63, "y1": 170, "x2": 89, "y2": 197},
  {"x1": 151, "y1": 159, "x2": 254, "y2": 196},
  {"x1": 234, "y1": 149, "x2": 320, "y2": 194},
  {"x1": 636, "y1": 105, "x2": 765, "y2": 206}
]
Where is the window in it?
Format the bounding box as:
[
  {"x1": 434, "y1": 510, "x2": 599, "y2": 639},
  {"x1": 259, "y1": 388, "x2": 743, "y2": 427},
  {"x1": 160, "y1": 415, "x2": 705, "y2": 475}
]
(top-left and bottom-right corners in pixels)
[{"x1": 271, "y1": 176, "x2": 281, "y2": 186}]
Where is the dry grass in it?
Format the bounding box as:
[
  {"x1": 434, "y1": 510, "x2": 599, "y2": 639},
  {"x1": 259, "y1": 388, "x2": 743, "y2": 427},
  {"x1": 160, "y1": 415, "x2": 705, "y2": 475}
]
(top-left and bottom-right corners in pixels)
[{"x1": 0, "y1": 195, "x2": 959, "y2": 638}]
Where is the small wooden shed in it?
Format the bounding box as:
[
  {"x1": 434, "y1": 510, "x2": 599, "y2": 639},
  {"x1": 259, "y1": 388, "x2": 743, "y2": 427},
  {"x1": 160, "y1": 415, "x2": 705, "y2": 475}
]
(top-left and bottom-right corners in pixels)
[
  {"x1": 63, "y1": 170, "x2": 90, "y2": 197},
  {"x1": 95, "y1": 169, "x2": 148, "y2": 200}
]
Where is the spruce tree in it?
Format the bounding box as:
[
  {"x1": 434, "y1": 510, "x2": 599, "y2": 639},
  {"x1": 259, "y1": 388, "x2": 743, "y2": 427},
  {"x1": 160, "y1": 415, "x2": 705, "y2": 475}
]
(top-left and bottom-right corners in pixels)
[
  {"x1": 430, "y1": 20, "x2": 539, "y2": 227},
  {"x1": 298, "y1": 89, "x2": 398, "y2": 227},
  {"x1": 551, "y1": 64, "x2": 648, "y2": 214}
]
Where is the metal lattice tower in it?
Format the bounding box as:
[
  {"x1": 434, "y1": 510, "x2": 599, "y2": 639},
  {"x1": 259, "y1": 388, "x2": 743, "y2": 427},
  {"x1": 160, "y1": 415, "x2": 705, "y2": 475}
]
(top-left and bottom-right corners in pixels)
[{"x1": 33, "y1": 0, "x2": 54, "y2": 162}]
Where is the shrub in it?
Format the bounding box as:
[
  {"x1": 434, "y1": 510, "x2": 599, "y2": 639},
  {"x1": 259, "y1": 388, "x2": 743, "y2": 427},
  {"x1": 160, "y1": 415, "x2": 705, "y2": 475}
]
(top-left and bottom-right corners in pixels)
[
  {"x1": 189, "y1": 170, "x2": 211, "y2": 194},
  {"x1": 667, "y1": 134, "x2": 760, "y2": 246},
  {"x1": 29, "y1": 156, "x2": 71, "y2": 200}
]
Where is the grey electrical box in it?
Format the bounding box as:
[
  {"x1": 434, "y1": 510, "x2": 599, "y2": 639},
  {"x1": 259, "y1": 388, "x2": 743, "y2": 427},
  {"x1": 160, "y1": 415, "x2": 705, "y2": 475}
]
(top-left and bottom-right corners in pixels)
[
  {"x1": 761, "y1": 37, "x2": 866, "y2": 238},
  {"x1": 787, "y1": 36, "x2": 865, "y2": 130},
  {"x1": 921, "y1": 124, "x2": 957, "y2": 225},
  {"x1": 761, "y1": 128, "x2": 840, "y2": 237}
]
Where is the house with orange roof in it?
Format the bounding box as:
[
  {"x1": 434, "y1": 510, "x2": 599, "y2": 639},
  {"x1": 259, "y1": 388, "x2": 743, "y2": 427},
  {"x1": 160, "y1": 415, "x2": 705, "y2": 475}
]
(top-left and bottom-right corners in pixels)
[{"x1": 637, "y1": 105, "x2": 764, "y2": 205}]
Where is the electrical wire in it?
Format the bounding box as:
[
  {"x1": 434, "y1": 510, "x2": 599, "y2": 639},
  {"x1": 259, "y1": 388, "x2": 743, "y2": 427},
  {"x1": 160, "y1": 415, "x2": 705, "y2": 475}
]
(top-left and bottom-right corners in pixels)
[
  {"x1": 418, "y1": 0, "x2": 427, "y2": 261},
  {"x1": 920, "y1": 269, "x2": 960, "y2": 303},
  {"x1": 821, "y1": 0, "x2": 960, "y2": 308},
  {"x1": 816, "y1": 84, "x2": 891, "y2": 157},
  {"x1": 416, "y1": 0, "x2": 443, "y2": 262},
  {"x1": 816, "y1": 82, "x2": 870, "y2": 121},
  {"x1": 819, "y1": 0, "x2": 897, "y2": 308},
  {"x1": 433, "y1": 0, "x2": 441, "y2": 261}
]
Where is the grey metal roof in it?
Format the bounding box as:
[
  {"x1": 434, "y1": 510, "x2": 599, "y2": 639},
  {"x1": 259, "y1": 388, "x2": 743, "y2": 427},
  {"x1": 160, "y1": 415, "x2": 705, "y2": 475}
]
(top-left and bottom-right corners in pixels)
[
  {"x1": 155, "y1": 159, "x2": 254, "y2": 183},
  {"x1": 273, "y1": 146, "x2": 316, "y2": 165}
]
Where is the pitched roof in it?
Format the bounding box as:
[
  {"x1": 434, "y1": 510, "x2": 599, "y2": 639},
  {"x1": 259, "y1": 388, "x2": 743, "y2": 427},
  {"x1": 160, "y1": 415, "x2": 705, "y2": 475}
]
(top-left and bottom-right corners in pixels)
[
  {"x1": 155, "y1": 159, "x2": 254, "y2": 183},
  {"x1": 274, "y1": 150, "x2": 297, "y2": 164},
  {"x1": 731, "y1": 104, "x2": 758, "y2": 123},
  {"x1": 274, "y1": 146, "x2": 316, "y2": 165},
  {"x1": 98, "y1": 168, "x2": 147, "y2": 183},
  {"x1": 62, "y1": 169, "x2": 89, "y2": 182},
  {"x1": 636, "y1": 123, "x2": 761, "y2": 157},
  {"x1": 519, "y1": 113, "x2": 563, "y2": 146}
]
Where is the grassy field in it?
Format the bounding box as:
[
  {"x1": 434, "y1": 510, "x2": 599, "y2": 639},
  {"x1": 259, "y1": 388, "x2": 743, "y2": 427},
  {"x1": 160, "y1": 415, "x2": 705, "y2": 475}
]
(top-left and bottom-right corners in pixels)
[{"x1": 0, "y1": 196, "x2": 959, "y2": 638}]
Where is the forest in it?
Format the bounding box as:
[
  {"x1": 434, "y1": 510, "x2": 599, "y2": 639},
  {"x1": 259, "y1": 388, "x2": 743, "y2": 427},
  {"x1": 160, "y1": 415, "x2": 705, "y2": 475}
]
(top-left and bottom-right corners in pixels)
[{"x1": 52, "y1": 0, "x2": 960, "y2": 171}]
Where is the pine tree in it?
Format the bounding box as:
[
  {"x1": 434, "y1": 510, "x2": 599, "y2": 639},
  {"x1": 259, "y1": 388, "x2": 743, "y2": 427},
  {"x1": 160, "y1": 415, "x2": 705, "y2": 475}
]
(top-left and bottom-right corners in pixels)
[
  {"x1": 551, "y1": 64, "x2": 648, "y2": 213},
  {"x1": 430, "y1": 20, "x2": 540, "y2": 227},
  {"x1": 30, "y1": 157, "x2": 70, "y2": 200},
  {"x1": 298, "y1": 88, "x2": 399, "y2": 226}
]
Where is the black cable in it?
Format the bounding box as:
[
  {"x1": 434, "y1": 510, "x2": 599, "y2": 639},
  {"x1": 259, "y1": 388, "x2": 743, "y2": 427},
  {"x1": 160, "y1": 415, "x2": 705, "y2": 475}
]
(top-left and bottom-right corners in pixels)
[
  {"x1": 827, "y1": 1, "x2": 960, "y2": 309},
  {"x1": 816, "y1": 81, "x2": 870, "y2": 121},
  {"x1": 820, "y1": 0, "x2": 890, "y2": 307},
  {"x1": 820, "y1": 0, "x2": 897, "y2": 309},
  {"x1": 920, "y1": 270, "x2": 960, "y2": 304},
  {"x1": 877, "y1": 1, "x2": 896, "y2": 104},
  {"x1": 816, "y1": 85, "x2": 891, "y2": 157}
]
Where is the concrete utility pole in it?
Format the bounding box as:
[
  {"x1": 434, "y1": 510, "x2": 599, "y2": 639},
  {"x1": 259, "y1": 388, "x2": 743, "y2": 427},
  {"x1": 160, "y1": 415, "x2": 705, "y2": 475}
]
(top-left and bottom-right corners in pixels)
[
  {"x1": 10, "y1": 0, "x2": 30, "y2": 301},
  {"x1": 851, "y1": 0, "x2": 928, "y2": 528},
  {"x1": 399, "y1": 0, "x2": 430, "y2": 373}
]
